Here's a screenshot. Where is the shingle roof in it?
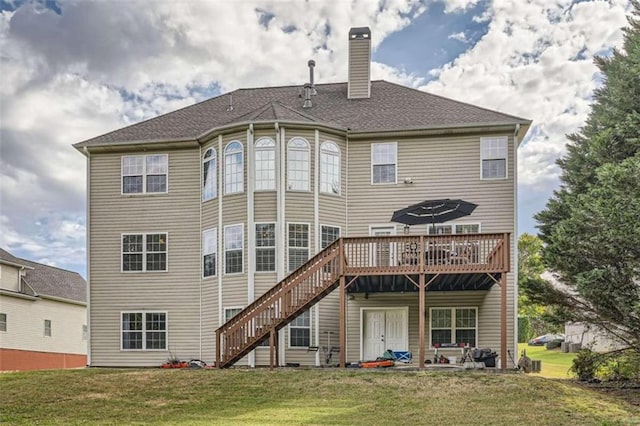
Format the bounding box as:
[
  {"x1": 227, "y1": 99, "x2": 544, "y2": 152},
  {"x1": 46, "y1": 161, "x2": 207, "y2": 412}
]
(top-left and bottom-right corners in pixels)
[
  {"x1": 75, "y1": 80, "x2": 530, "y2": 148},
  {"x1": 0, "y1": 248, "x2": 86, "y2": 303}
]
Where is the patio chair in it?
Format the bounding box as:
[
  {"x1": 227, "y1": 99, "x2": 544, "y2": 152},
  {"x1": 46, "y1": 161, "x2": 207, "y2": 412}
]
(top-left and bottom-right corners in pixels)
[{"x1": 393, "y1": 351, "x2": 412, "y2": 363}]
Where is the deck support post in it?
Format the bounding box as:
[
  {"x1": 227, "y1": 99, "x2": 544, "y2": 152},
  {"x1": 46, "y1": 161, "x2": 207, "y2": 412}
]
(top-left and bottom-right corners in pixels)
[
  {"x1": 418, "y1": 273, "x2": 425, "y2": 370},
  {"x1": 216, "y1": 331, "x2": 221, "y2": 369},
  {"x1": 500, "y1": 273, "x2": 507, "y2": 369},
  {"x1": 269, "y1": 327, "x2": 278, "y2": 370},
  {"x1": 339, "y1": 275, "x2": 346, "y2": 368}
]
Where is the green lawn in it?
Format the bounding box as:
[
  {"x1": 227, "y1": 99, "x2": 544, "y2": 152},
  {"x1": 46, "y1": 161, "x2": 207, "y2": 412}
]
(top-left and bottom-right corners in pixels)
[
  {"x1": 2, "y1": 368, "x2": 639, "y2": 425},
  {"x1": 518, "y1": 343, "x2": 577, "y2": 379}
]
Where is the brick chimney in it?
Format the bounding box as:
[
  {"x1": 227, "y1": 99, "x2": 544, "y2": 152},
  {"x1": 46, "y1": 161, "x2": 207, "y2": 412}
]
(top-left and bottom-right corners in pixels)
[{"x1": 347, "y1": 27, "x2": 371, "y2": 99}]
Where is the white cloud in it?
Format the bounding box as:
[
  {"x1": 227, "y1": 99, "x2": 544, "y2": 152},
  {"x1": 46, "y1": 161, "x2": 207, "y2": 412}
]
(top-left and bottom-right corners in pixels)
[{"x1": 448, "y1": 31, "x2": 468, "y2": 43}]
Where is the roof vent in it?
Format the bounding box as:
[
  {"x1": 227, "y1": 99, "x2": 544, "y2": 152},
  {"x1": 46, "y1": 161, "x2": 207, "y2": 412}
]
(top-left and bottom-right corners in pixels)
[
  {"x1": 302, "y1": 83, "x2": 312, "y2": 108},
  {"x1": 226, "y1": 94, "x2": 233, "y2": 112},
  {"x1": 348, "y1": 27, "x2": 371, "y2": 99},
  {"x1": 308, "y1": 60, "x2": 317, "y2": 95}
]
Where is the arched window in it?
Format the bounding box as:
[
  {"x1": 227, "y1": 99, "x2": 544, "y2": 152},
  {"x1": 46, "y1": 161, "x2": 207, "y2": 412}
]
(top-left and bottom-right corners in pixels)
[
  {"x1": 224, "y1": 141, "x2": 243, "y2": 194},
  {"x1": 255, "y1": 137, "x2": 276, "y2": 191},
  {"x1": 202, "y1": 148, "x2": 216, "y2": 201},
  {"x1": 320, "y1": 141, "x2": 340, "y2": 195},
  {"x1": 287, "y1": 137, "x2": 309, "y2": 191}
]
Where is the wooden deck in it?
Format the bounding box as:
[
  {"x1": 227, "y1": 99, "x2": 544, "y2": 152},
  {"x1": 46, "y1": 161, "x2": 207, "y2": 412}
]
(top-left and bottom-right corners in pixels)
[{"x1": 216, "y1": 233, "x2": 510, "y2": 369}]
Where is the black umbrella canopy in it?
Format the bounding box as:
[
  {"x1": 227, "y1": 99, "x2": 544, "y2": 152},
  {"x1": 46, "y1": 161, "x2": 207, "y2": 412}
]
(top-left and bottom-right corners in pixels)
[{"x1": 390, "y1": 199, "x2": 478, "y2": 226}]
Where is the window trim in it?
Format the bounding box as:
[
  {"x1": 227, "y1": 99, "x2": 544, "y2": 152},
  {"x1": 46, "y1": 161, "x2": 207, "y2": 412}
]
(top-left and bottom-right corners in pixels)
[
  {"x1": 120, "y1": 311, "x2": 168, "y2": 352},
  {"x1": 429, "y1": 307, "x2": 478, "y2": 349},
  {"x1": 224, "y1": 306, "x2": 244, "y2": 323},
  {"x1": 254, "y1": 137, "x2": 276, "y2": 192},
  {"x1": 255, "y1": 222, "x2": 276, "y2": 273},
  {"x1": 224, "y1": 223, "x2": 244, "y2": 275},
  {"x1": 44, "y1": 319, "x2": 51, "y2": 337},
  {"x1": 121, "y1": 232, "x2": 169, "y2": 273},
  {"x1": 320, "y1": 224, "x2": 341, "y2": 250},
  {"x1": 0, "y1": 313, "x2": 6, "y2": 332},
  {"x1": 288, "y1": 310, "x2": 311, "y2": 349},
  {"x1": 224, "y1": 141, "x2": 244, "y2": 195},
  {"x1": 121, "y1": 154, "x2": 169, "y2": 195},
  {"x1": 287, "y1": 222, "x2": 310, "y2": 272},
  {"x1": 426, "y1": 222, "x2": 482, "y2": 235},
  {"x1": 202, "y1": 228, "x2": 217, "y2": 279},
  {"x1": 287, "y1": 137, "x2": 310, "y2": 192},
  {"x1": 370, "y1": 142, "x2": 397, "y2": 185},
  {"x1": 480, "y1": 136, "x2": 508, "y2": 180},
  {"x1": 202, "y1": 148, "x2": 217, "y2": 202},
  {"x1": 319, "y1": 141, "x2": 341, "y2": 196}
]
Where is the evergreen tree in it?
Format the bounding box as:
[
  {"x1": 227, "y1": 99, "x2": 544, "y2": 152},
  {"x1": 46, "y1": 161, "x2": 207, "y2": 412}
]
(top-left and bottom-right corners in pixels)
[{"x1": 534, "y1": 2, "x2": 640, "y2": 352}]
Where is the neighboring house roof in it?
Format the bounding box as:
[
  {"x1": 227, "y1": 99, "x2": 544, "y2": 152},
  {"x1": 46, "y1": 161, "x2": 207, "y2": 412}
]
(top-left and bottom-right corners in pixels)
[
  {"x1": 0, "y1": 248, "x2": 86, "y2": 303},
  {"x1": 74, "y1": 80, "x2": 530, "y2": 148}
]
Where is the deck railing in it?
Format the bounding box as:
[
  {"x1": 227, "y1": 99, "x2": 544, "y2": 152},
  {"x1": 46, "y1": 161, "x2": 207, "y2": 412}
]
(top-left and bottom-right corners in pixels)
[{"x1": 215, "y1": 233, "x2": 509, "y2": 368}]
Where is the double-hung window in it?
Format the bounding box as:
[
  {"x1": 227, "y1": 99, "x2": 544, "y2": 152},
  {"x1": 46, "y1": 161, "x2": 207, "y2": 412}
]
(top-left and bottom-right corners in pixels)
[
  {"x1": 289, "y1": 310, "x2": 310, "y2": 347},
  {"x1": 430, "y1": 307, "x2": 477, "y2": 347},
  {"x1": 320, "y1": 141, "x2": 340, "y2": 195},
  {"x1": 224, "y1": 307, "x2": 243, "y2": 323},
  {"x1": 0, "y1": 313, "x2": 6, "y2": 332},
  {"x1": 255, "y1": 138, "x2": 276, "y2": 191},
  {"x1": 480, "y1": 137, "x2": 507, "y2": 179},
  {"x1": 224, "y1": 224, "x2": 243, "y2": 274},
  {"x1": 371, "y1": 143, "x2": 397, "y2": 184},
  {"x1": 122, "y1": 233, "x2": 167, "y2": 272},
  {"x1": 287, "y1": 138, "x2": 310, "y2": 191},
  {"x1": 122, "y1": 154, "x2": 168, "y2": 194},
  {"x1": 288, "y1": 223, "x2": 309, "y2": 271},
  {"x1": 321, "y1": 225, "x2": 340, "y2": 249},
  {"x1": 44, "y1": 319, "x2": 51, "y2": 337},
  {"x1": 121, "y1": 312, "x2": 167, "y2": 350},
  {"x1": 255, "y1": 223, "x2": 276, "y2": 272},
  {"x1": 224, "y1": 141, "x2": 244, "y2": 194},
  {"x1": 427, "y1": 223, "x2": 480, "y2": 235},
  {"x1": 203, "y1": 228, "x2": 217, "y2": 278},
  {"x1": 202, "y1": 148, "x2": 217, "y2": 201}
]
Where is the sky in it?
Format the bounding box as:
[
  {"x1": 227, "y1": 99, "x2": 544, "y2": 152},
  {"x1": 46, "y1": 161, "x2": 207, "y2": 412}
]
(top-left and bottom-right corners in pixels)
[{"x1": 0, "y1": 0, "x2": 632, "y2": 277}]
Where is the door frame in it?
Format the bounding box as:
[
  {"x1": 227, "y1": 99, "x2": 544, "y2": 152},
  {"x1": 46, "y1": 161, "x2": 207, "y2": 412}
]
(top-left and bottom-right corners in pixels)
[
  {"x1": 359, "y1": 306, "x2": 409, "y2": 361},
  {"x1": 369, "y1": 225, "x2": 397, "y2": 266}
]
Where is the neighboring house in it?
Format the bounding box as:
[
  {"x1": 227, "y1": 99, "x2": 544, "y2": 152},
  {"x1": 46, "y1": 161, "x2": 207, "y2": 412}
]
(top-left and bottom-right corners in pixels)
[
  {"x1": 0, "y1": 248, "x2": 87, "y2": 371},
  {"x1": 74, "y1": 27, "x2": 530, "y2": 369},
  {"x1": 565, "y1": 323, "x2": 626, "y2": 353}
]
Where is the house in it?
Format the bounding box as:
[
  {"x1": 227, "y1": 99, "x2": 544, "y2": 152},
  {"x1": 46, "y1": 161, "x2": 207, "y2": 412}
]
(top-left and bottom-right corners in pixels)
[
  {"x1": 74, "y1": 27, "x2": 530, "y2": 369},
  {"x1": 0, "y1": 248, "x2": 87, "y2": 371}
]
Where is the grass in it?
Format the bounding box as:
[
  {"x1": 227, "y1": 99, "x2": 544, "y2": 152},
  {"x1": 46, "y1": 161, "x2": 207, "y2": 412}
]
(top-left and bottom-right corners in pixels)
[
  {"x1": 2, "y1": 368, "x2": 639, "y2": 425},
  {"x1": 518, "y1": 343, "x2": 577, "y2": 379}
]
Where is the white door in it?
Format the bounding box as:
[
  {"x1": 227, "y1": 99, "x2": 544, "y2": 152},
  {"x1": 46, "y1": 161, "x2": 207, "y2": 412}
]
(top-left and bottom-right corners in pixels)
[
  {"x1": 362, "y1": 308, "x2": 408, "y2": 360},
  {"x1": 370, "y1": 226, "x2": 396, "y2": 267}
]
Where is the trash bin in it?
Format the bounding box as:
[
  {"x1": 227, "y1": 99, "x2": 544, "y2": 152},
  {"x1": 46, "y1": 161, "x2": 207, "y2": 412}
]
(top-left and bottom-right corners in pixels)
[{"x1": 472, "y1": 348, "x2": 498, "y2": 367}]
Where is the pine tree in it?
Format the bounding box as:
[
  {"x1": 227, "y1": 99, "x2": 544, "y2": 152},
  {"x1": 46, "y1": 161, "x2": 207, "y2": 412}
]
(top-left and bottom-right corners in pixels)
[{"x1": 534, "y1": 2, "x2": 640, "y2": 352}]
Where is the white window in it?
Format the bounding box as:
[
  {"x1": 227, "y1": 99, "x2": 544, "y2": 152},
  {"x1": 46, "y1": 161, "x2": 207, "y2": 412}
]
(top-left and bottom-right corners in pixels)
[
  {"x1": 288, "y1": 223, "x2": 309, "y2": 271},
  {"x1": 121, "y1": 312, "x2": 167, "y2": 350},
  {"x1": 122, "y1": 154, "x2": 168, "y2": 194},
  {"x1": 430, "y1": 307, "x2": 477, "y2": 347},
  {"x1": 481, "y1": 137, "x2": 508, "y2": 179},
  {"x1": 427, "y1": 223, "x2": 481, "y2": 235},
  {"x1": 321, "y1": 225, "x2": 340, "y2": 249},
  {"x1": 256, "y1": 223, "x2": 276, "y2": 272},
  {"x1": 44, "y1": 319, "x2": 51, "y2": 337},
  {"x1": 320, "y1": 141, "x2": 340, "y2": 195},
  {"x1": 371, "y1": 143, "x2": 397, "y2": 184},
  {"x1": 122, "y1": 233, "x2": 168, "y2": 272},
  {"x1": 203, "y1": 228, "x2": 217, "y2": 278},
  {"x1": 255, "y1": 138, "x2": 276, "y2": 191},
  {"x1": 202, "y1": 148, "x2": 217, "y2": 201},
  {"x1": 224, "y1": 224, "x2": 243, "y2": 274},
  {"x1": 224, "y1": 307, "x2": 243, "y2": 323},
  {"x1": 287, "y1": 137, "x2": 310, "y2": 191},
  {"x1": 289, "y1": 310, "x2": 310, "y2": 347},
  {"x1": 0, "y1": 313, "x2": 6, "y2": 332},
  {"x1": 82, "y1": 324, "x2": 88, "y2": 340},
  {"x1": 224, "y1": 141, "x2": 244, "y2": 194}
]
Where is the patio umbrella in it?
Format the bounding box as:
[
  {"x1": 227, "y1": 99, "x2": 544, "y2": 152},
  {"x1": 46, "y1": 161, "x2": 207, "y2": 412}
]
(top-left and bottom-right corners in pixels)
[{"x1": 390, "y1": 198, "x2": 478, "y2": 230}]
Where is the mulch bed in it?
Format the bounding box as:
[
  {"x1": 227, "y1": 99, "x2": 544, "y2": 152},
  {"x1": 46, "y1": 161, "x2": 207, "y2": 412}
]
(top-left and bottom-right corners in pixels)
[{"x1": 576, "y1": 380, "x2": 640, "y2": 407}]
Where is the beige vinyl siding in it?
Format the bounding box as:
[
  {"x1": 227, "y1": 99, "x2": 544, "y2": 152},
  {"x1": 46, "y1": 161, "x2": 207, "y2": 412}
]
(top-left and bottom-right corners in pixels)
[
  {"x1": 0, "y1": 264, "x2": 21, "y2": 292},
  {"x1": 348, "y1": 38, "x2": 371, "y2": 99},
  {"x1": 0, "y1": 295, "x2": 87, "y2": 355},
  {"x1": 89, "y1": 148, "x2": 201, "y2": 367},
  {"x1": 254, "y1": 193, "x2": 277, "y2": 222}
]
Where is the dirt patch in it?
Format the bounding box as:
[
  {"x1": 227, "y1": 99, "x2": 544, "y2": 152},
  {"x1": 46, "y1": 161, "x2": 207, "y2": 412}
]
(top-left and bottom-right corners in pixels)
[{"x1": 576, "y1": 380, "x2": 640, "y2": 407}]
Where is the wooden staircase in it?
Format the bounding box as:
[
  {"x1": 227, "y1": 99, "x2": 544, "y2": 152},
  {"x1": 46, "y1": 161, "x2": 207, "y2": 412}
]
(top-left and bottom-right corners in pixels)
[{"x1": 216, "y1": 239, "x2": 344, "y2": 369}]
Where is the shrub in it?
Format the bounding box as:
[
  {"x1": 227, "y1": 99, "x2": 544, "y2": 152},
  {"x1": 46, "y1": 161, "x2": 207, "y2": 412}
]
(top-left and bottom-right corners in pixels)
[
  {"x1": 570, "y1": 349, "x2": 604, "y2": 381},
  {"x1": 518, "y1": 317, "x2": 531, "y2": 343}
]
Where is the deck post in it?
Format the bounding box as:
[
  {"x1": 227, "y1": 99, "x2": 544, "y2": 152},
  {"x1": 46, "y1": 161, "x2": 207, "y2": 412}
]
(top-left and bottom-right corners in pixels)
[
  {"x1": 339, "y1": 275, "x2": 346, "y2": 368},
  {"x1": 269, "y1": 327, "x2": 278, "y2": 370},
  {"x1": 216, "y1": 331, "x2": 221, "y2": 369},
  {"x1": 419, "y1": 273, "x2": 425, "y2": 370},
  {"x1": 500, "y1": 273, "x2": 507, "y2": 369}
]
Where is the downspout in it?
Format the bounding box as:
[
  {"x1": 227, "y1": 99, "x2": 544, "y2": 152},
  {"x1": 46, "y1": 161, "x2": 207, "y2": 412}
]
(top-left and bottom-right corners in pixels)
[
  {"x1": 314, "y1": 129, "x2": 320, "y2": 366},
  {"x1": 512, "y1": 123, "x2": 521, "y2": 362},
  {"x1": 199, "y1": 143, "x2": 203, "y2": 361},
  {"x1": 275, "y1": 122, "x2": 285, "y2": 366},
  {"x1": 247, "y1": 123, "x2": 255, "y2": 367},
  {"x1": 83, "y1": 146, "x2": 91, "y2": 367}
]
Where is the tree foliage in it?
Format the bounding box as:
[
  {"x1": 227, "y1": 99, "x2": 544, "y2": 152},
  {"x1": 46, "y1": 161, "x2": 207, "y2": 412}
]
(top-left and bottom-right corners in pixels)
[{"x1": 534, "y1": 2, "x2": 640, "y2": 353}]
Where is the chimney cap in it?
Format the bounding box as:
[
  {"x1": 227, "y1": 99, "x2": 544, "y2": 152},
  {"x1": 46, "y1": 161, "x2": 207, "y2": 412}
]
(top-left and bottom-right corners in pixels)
[
  {"x1": 349, "y1": 27, "x2": 371, "y2": 39},
  {"x1": 308, "y1": 59, "x2": 315, "y2": 67}
]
